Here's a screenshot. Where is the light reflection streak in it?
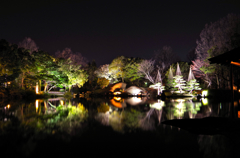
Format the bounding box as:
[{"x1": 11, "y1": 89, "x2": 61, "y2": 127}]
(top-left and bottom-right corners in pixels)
[{"x1": 35, "y1": 100, "x2": 39, "y2": 113}]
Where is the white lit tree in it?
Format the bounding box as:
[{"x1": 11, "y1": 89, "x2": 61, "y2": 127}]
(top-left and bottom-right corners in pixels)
[
  {"x1": 149, "y1": 70, "x2": 165, "y2": 95},
  {"x1": 172, "y1": 63, "x2": 186, "y2": 94},
  {"x1": 184, "y1": 67, "x2": 201, "y2": 94}
]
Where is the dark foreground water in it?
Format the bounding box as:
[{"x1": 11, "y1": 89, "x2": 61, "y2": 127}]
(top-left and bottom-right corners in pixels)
[{"x1": 0, "y1": 96, "x2": 240, "y2": 158}]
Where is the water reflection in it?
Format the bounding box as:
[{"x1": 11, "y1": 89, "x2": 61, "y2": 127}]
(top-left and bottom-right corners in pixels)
[{"x1": 0, "y1": 97, "x2": 238, "y2": 157}]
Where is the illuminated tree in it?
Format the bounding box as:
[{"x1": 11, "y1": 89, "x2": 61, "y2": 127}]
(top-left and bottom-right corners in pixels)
[
  {"x1": 95, "y1": 64, "x2": 111, "y2": 79},
  {"x1": 97, "y1": 78, "x2": 110, "y2": 89},
  {"x1": 138, "y1": 59, "x2": 155, "y2": 83},
  {"x1": 31, "y1": 51, "x2": 68, "y2": 92},
  {"x1": 194, "y1": 13, "x2": 240, "y2": 88},
  {"x1": 172, "y1": 63, "x2": 186, "y2": 93},
  {"x1": 165, "y1": 62, "x2": 190, "y2": 80},
  {"x1": 123, "y1": 58, "x2": 143, "y2": 83},
  {"x1": 57, "y1": 58, "x2": 88, "y2": 92},
  {"x1": 149, "y1": 70, "x2": 165, "y2": 95},
  {"x1": 191, "y1": 59, "x2": 212, "y2": 87},
  {"x1": 184, "y1": 67, "x2": 201, "y2": 94},
  {"x1": 109, "y1": 56, "x2": 126, "y2": 82}
]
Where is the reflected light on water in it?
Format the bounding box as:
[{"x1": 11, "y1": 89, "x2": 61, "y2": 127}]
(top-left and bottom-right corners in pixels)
[
  {"x1": 36, "y1": 84, "x2": 39, "y2": 94},
  {"x1": 110, "y1": 98, "x2": 126, "y2": 108},
  {"x1": 202, "y1": 90, "x2": 208, "y2": 97},
  {"x1": 202, "y1": 98, "x2": 208, "y2": 105},
  {"x1": 35, "y1": 100, "x2": 39, "y2": 112},
  {"x1": 114, "y1": 97, "x2": 121, "y2": 101},
  {"x1": 234, "y1": 101, "x2": 238, "y2": 107},
  {"x1": 150, "y1": 100, "x2": 164, "y2": 110},
  {"x1": 126, "y1": 97, "x2": 143, "y2": 106}
]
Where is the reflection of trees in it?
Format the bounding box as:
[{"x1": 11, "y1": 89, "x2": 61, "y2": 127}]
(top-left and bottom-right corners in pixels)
[
  {"x1": 139, "y1": 100, "x2": 165, "y2": 130},
  {"x1": 122, "y1": 108, "x2": 144, "y2": 132},
  {"x1": 186, "y1": 101, "x2": 201, "y2": 119},
  {"x1": 15, "y1": 101, "x2": 88, "y2": 134},
  {"x1": 109, "y1": 111, "x2": 124, "y2": 133},
  {"x1": 96, "y1": 106, "x2": 145, "y2": 133},
  {"x1": 165, "y1": 99, "x2": 202, "y2": 119}
]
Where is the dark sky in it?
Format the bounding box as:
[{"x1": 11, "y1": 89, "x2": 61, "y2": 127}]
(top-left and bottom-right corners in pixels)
[{"x1": 1, "y1": 0, "x2": 240, "y2": 66}]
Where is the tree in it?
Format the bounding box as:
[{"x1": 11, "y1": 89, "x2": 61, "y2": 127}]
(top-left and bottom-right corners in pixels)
[
  {"x1": 57, "y1": 58, "x2": 88, "y2": 92},
  {"x1": 31, "y1": 51, "x2": 68, "y2": 92},
  {"x1": 154, "y1": 46, "x2": 180, "y2": 79},
  {"x1": 109, "y1": 56, "x2": 126, "y2": 82},
  {"x1": 165, "y1": 62, "x2": 190, "y2": 81},
  {"x1": 184, "y1": 67, "x2": 201, "y2": 94},
  {"x1": 138, "y1": 59, "x2": 155, "y2": 83},
  {"x1": 196, "y1": 14, "x2": 240, "y2": 61},
  {"x1": 86, "y1": 60, "x2": 97, "y2": 84},
  {"x1": 191, "y1": 59, "x2": 212, "y2": 88},
  {"x1": 18, "y1": 37, "x2": 39, "y2": 55},
  {"x1": 97, "y1": 78, "x2": 110, "y2": 89},
  {"x1": 172, "y1": 63, "x2": 186, "y2": 93},
  {"x1": 0, "y1": 40, "x2": 22, "y2": 86},
  {"x1": 15, "y1": 47, "x2": 35, "y2": 89},
  {"x1": 95, "y1": 64, "x2": 111, "y2": 80},
  {"x1": 123, "y1": 57, "x2": 143, "y2": 83},
  {"x1": 194, "y1": 14, "x2": 240, "y2": 88},
  {"x1": 55, "y1": 48, "x2": 88, "y2": 67}
]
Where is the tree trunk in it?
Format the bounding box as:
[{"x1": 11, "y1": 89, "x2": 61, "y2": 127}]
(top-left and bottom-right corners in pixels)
[
  {"x1": 216, "y1": 74, "x2": 219, "y2": 89},
  {"x1": 39, "y1": 80, "x2": 41, "y2": 92},
  {"x1": 21, "y1": 77, "x2": 24, "y2": 89},
  {"x1": 44, "y1": 82, "x2": 48, "y2": 92}
]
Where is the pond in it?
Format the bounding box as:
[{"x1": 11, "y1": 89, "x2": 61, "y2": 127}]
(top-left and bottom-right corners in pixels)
[{"x1": 0, "y1": 96, "x2": 240, "y2": 158}]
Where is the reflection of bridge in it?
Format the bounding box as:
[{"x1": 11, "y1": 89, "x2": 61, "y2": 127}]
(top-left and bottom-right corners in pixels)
[{"x1": 48, "y1": 91, "x2": 65, "y2": 96}]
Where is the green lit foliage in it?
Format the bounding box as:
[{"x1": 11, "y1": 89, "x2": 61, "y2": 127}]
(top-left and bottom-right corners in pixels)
[
  {"x1": 16, "y1": 102, "x2": 88, "y2": 134},
  {"x1": 31, "y1": 51, "x2": 69, "y2": 91},
  {"x1": 57, "y1": 58, "x2": 88, "y2": 91},
  {"x1": 123, "y1": 58, "x2": 143, "y2": 83},
  {"x1": 165, "y1": 62, "x2": 190, "y2": 80},
  {"x1": 109, "y1": 56, "x2": 126, "y2": 82},
  {"x1": 108, "y1": 56, "x2": 143, "y2": 84},
  {"x1": 53, "y1": 103, "x2": 88, "y2": 133},
  {"x1": 97, "y1": 77, "x2": 110, "y2": 89}
]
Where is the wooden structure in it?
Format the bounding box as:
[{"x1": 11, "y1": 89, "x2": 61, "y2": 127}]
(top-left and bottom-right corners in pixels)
[{"x1": 208, "y1": 47, "x2": 240, "y2": 118}]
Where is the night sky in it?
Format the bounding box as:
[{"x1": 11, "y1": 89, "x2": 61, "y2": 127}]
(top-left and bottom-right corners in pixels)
[{"x1": 1, "y1": 0, "x2": 240, "y2": 66}]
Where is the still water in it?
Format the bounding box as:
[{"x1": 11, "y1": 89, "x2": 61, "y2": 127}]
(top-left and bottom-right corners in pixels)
[{"x1": 0, "y1": 96, "x2": 239, "y2": 157}]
